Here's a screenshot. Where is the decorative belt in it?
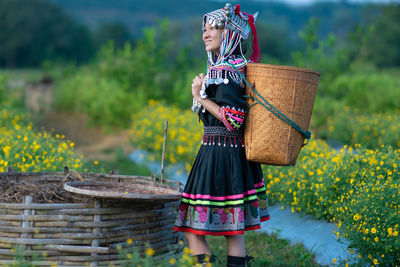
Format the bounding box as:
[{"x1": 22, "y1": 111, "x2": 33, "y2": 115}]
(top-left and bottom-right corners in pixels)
[
  {"x1": 203, "y1": 126, "x2": 243, "y2": 137},
  {"x1": 202, "y1": 126, "x2": 244, "y2": 147}
]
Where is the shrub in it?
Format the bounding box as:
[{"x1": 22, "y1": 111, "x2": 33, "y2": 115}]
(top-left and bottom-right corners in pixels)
[
  {"x1": 310, "y1": 96, "x2": 347, "y2": 131},
  {"x1": 263, "y1": 141, "x2": 400, "y2": 265},
  {"x1": 319, "y1": 108, "x2": 400, "y2": 148},
  {"x1": 55, "y1": 68, "x2": 135, "y2": 128},
  {"x1": 0, "y1": 73, "x2": 6, "y2": 103},
  {"x1": 0, "y1": 109, "x2": 82, "y2": 172},
  {"x1": 130, "y1": 100, "x2": 202, "y2": 171},
  {"x1": 263, "y1": 139, "x2": 337, "y2": 218},
  {"x1": 54, "y1": 21, "x2": 199, "y2": 128},
  {"x1": 326, "y1": 71, "x2": 400, "y2": 114},
  {"x1": 332, "y1": 149, "x2": 400, "y2": 265}
]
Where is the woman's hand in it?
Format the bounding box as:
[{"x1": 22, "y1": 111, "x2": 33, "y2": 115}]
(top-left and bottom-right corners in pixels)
[{"x1": 192, "y1": 73, "x2": 205, "y2": 100}]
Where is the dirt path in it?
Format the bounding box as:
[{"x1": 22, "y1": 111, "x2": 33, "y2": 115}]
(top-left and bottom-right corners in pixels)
[{"x1": 36, "y1": 112, "x2": 134, "y2": 161}]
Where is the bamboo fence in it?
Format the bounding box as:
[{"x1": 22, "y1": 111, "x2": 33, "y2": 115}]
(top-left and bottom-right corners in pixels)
[{"x1": 0, "y1": 170, "x2": 183, "y2": 266}]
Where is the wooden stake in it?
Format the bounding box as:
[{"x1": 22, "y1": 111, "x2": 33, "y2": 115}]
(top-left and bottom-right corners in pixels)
[{"x1": 161, "y1": 120, "x2": 168, "y2": 184}]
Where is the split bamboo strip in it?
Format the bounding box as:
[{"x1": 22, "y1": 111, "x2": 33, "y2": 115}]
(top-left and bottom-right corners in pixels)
[
  {"x1": 0, "y1": 203, "x2": 90, "y2": 210},
  {"x1": 0, "y1": 214, "x2": 93, "y2": 222},
  {"x1": 44, "y1": 245, "x2": 109, "y2": 254},
  {"x1": 0, "y1": 248, "x2": 61, "y2": 256}
]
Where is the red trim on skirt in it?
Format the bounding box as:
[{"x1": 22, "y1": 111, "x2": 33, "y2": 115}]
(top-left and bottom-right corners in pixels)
[
  {"x1": 174, "y1": 215, "x2": 270, "y2": 236},
  {"x1": 261, "y1": 215, "x2": 270, "y2": 222}
]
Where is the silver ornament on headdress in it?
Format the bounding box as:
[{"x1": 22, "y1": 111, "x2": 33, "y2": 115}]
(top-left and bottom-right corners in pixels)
[{"x1": 193, "y1": 3, "x2": 259, "y2": 113}]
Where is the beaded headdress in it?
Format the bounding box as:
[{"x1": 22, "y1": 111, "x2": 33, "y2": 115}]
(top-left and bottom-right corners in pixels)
[{"x1": 192, "y1": 3, "x2": 261, "y2": 113}]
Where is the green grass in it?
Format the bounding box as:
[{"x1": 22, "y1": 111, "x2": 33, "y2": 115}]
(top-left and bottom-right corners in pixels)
[{"x1": 207, "y1": 231, "x2": 325, "y2": 267}]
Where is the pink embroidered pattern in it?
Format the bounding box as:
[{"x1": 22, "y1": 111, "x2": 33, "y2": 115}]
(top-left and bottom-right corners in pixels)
[{"x1": 219, "y1": 106, "x2": 246, "y2": 131}]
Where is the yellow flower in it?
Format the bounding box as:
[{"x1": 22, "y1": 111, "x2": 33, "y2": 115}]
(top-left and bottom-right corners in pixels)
[
  {"x1": 371, "y1": 227, "x2": 376, "y2": 234},
  {"x1": 333, "y1": 258, "x2": 337, "y2": 263},
  {"x1": 2, "y1": 145, "x2": 11, "y2": 157},
  {"x1": 388, "y1": 228, "x2": 393, "y2": 236},
  {"x1": 146, "y1": 247, "x2": 155, "y2": 256},
  {"x1": 393, "y1": 231, "x2": 398, "y2": 236},
  {"x1": 373, "y1": 259, "x2": 378, "y2": 265},
  {"x1": 374, "y1": 236, "x2": 379, "y2": 242},
  {"x1": 169, "y1": 258, "x2": 176, "y2": 264},
  {"x1": 183, "y1": 247, "x2": 191, "y2": 254},
  {"x1": 94, "y1": 160, "x2": 99, "y2": 165},
  {"x1": 126, "y1": 253, "x2": 132, "y2": 259},
  {"x1": 126, "y1": 238, "x2": 133, "y2": 245}
]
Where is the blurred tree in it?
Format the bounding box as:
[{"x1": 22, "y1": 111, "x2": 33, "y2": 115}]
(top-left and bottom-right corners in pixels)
[
  {"x1": 0, "y1": 0, "x2": 94, "y2": 67},
  {"x1": 94, "y1": 22, "x2": 134, "y2": 49},
  {"x1": 354, "y1": 4, "x2": 400, "y2": 67},
  {"x1": 256, "y1": 22, "x2": 291, "y2": 64}
]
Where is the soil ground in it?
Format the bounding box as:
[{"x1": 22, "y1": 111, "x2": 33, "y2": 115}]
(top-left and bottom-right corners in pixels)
[{"x1": 35, "y1": 112, "x2": 134, "y2": 161}]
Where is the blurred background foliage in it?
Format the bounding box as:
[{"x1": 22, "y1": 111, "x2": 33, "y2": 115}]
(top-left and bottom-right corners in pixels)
[
  {"x1": 1, "y1": 0, "x2": 399, "y2": 145},
  {"x1": 1, "y1": 0, "x2": 399, "y2": 143},
  {"x1": 1, "y1": 0, "x2": 400, "y2": 68}
]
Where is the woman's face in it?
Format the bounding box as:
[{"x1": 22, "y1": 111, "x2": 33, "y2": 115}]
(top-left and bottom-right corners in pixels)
[{"x1": 203, "y1": 22, "x2": 222, "y2": 54}]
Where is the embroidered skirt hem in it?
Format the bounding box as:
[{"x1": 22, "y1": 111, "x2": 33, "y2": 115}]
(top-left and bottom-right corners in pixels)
[{"x1": 174, "y1": 128, "x2": 270, "y2": 236}]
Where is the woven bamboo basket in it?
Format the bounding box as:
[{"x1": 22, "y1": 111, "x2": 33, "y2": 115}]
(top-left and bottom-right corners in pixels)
[
  {"x1": 244, "y1": 63, "x2": 320, "y2": 166},
  {"x1": 0, "y1": 170, "x2": 183, "y2": 266}
]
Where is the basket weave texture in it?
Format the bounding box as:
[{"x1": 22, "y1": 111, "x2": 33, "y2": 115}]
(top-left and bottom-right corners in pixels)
[
  {"x1": 0, "y1": 172, "x2": 182, "y2": 266},
  {"x1": 244, "y1": 63, "x2": 320, "y2": 166}
]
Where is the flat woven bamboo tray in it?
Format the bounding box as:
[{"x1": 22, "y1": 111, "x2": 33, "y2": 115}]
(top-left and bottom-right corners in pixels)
[
  {"x1": 64, "y1": 180, "x2": 182, "y2": 201},
  {"x1": 0, "y1": 170, "x2": 183, "y2": 266},
  {"x1": 244, "y1": 63, "x2": 320, "y2": 166}
]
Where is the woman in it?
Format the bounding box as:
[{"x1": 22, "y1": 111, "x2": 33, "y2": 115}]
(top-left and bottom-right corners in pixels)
[{"x1": 174, "y1": 3, "x2": 270, "y2": 266}]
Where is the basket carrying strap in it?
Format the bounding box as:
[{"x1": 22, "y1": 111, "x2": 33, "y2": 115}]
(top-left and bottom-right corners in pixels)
[{"x1": 226, "y1": 62, "x2": 312, "y2": 142}]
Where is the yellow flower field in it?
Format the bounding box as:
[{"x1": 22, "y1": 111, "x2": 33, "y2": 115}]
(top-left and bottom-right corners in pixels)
[
  {"x1": 0, "y1": 109, "x2": 82, "y2": 172},
  {"x1": 263, "y1": 140, "x2": 400, "y2": 266}
]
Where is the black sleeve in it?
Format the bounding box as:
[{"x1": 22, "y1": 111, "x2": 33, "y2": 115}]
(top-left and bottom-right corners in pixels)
[{"x1": 215, "y1": 75, "x2": 246, "y2": 131}]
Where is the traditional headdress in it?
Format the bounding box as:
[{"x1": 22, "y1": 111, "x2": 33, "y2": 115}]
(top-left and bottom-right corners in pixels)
[{"x1": 192, "y1": 3, "x2": 261, "y2": 113}]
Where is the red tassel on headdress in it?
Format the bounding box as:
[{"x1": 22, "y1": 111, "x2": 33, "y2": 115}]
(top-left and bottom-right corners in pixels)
[
  {"x1": 235, "y1": 5, "x2": 261, "y2": 63},
  {"x1": 248, "y1": 15, "x2": 261, "y2": 63},
  {"x1": 235, "y1": 4, "x2": 241, "y2": 15}
]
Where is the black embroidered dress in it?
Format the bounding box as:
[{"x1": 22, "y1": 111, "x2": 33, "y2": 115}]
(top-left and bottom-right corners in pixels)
[{"x1": 174, "y1": 67, "x2": 270, "y2": 236}]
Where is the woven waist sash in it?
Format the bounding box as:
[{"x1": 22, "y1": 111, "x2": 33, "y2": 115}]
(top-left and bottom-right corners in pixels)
[
  {"x1": 203, "y1": 126, "x2": 242, "y2": 137},
  {"x1": 202, "y1": 127, "x2": 244, "y2": 147}
]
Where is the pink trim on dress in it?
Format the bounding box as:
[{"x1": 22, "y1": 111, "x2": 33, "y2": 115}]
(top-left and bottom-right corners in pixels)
[{"x1": 182, "y1": 189, "x2": 257, "y2": 200}]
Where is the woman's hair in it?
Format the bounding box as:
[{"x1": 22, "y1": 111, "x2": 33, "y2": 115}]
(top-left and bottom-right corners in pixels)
[{"x1": 232, "y1": 37, "x2": 248, "y2": 56}]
